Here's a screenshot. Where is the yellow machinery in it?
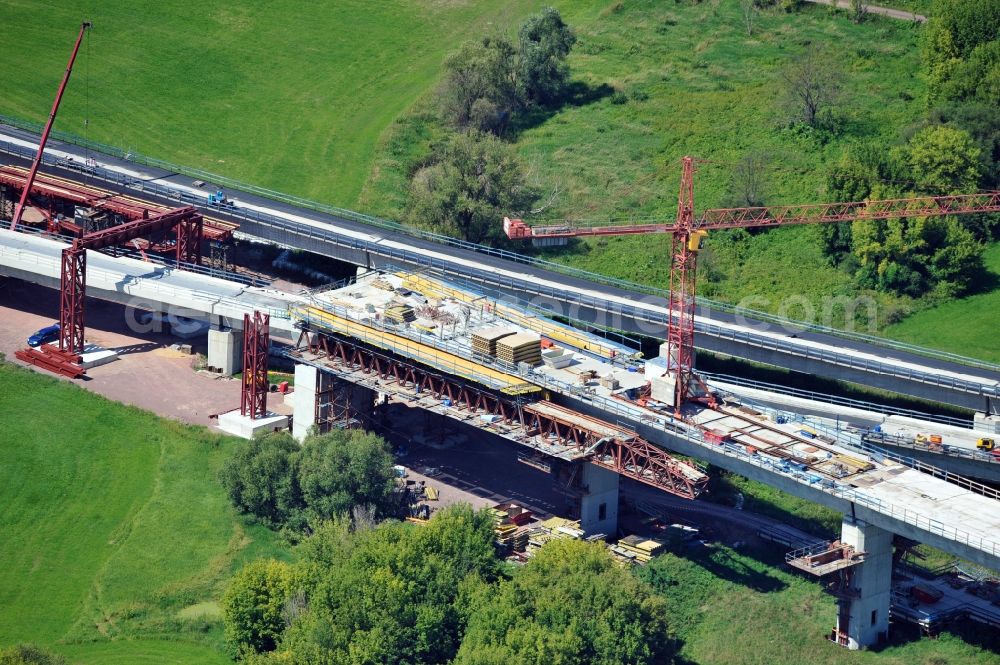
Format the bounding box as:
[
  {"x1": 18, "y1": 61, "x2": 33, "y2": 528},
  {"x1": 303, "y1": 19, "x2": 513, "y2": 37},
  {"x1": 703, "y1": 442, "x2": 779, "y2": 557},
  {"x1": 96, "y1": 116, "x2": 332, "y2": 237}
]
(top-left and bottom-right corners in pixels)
[{"x1": 976, "y1": 438, "x2": 996, "y2": 451}]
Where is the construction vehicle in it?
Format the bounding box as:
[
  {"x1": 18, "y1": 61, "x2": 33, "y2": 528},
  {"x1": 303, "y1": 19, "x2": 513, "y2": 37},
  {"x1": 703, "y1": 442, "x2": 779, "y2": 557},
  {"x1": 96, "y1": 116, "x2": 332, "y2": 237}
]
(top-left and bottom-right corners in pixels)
[
  {"x1": 977, "y1": 438, "x2": 996, "y2": 452},
  {"x1": 207, "y1": 190, "x2": 234, "y2": 208}
]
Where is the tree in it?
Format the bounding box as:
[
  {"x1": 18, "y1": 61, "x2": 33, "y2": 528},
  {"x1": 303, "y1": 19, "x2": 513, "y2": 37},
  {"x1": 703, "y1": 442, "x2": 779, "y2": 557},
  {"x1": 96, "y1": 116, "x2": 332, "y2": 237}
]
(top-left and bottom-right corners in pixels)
[
  {"x1": 725, "y1": 152, "x2": 769, "y2": 207},
  {"x1": 219, "y1": 431, "x2": 303, "y2": 528},
  {"x1": 516, "y1": 7, "x2": 577, "y2": 106},
  {"x1": 781, "y1": 46, "x2": 843, "y2": 127},
  {"x1": 849, "y1": 0, "x2": 867, "y2": 23},
  {"x1": 923, "y1": 0, "x2": 1000, "y2": 105},
  {"x1": 222, "y1": 559, "x2": 295, "y2": 657},
  {"x1": 437, "y1": 8, "x2": 577, "y2": 134},
  {"x1": 297, "y1": 429, "x2": 397, "y2": 521},
  {"x1": 454, "y1": 539, "x2": 673, "y2": 665},
  {"x1": 408, "y1": 131, "x2": 537, "y2": 244},
  {"x1": 908, "y1": 125, "x2": 982, "y2": 195},
  {"x1": 275, "y1": 505, "x2": 500, "y2": 665},
  {"x1": 0, "y1": 645, "x2": 65, "y2": 665},
  {"x1": 439, "y1": 36, "x2": 520, "y2": 134}
]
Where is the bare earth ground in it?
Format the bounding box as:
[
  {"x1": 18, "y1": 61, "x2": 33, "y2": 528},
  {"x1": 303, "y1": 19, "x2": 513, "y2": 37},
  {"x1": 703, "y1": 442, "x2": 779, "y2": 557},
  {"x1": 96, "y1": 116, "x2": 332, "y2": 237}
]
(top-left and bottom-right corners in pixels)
[{"x1": 0, "y1": 278, "x2": 243, "y2": 426}]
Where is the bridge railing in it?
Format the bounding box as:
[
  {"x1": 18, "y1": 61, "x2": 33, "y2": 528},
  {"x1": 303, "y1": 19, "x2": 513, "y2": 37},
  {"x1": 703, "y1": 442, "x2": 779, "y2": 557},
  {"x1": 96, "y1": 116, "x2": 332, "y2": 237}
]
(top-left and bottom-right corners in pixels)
[
  {"x1": 0, "y1": 238, "x2": 291, "y2": 321},
  {"x1": 730, "y1": 396, "x2": 1000, "y2": 495},
  {"x1": 3, "y1": 118, "x2": 1000, "y2": 375},
  {"x1": 699, "y1": 369, "x2": 974, "y2": 429}
]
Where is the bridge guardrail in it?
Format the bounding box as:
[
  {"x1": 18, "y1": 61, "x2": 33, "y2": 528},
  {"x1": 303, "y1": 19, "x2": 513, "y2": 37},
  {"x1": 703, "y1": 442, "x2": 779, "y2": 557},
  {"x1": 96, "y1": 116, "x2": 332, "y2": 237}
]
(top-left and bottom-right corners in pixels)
[
  {"x1": 0, "y1": 241, "x2": 291, "y2": 321},
  {"x1": 3, "y1": 152, "x2": 997, "y2": 401},
  {"x1": 2, "y1": 118, "x2": 999, "y2": 375},
  {"x1": 699, "y1": 370, "x2": 973, "y2": 428}
]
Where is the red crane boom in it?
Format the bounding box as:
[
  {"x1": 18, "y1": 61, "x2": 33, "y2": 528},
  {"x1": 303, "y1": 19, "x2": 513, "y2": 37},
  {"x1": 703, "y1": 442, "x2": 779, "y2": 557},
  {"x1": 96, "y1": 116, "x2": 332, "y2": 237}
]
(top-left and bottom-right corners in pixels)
[
  {"x1": 9, "y1": 21, "x2": 91, "y2": 231},
  {"x1": 505, "y1": 158, "x2": 1000, "y2": 413}
]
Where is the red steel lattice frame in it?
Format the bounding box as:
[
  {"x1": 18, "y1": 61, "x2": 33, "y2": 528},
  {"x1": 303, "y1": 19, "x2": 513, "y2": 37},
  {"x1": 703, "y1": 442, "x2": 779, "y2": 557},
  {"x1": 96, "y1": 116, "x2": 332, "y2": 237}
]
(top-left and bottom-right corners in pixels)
[
  {"x1": 300, "y1": 329, "x2": 521, "y2": 425},
  {"x1": 56, "y1": 206, "x2": 203, "y2": 354},
  {"x1": 241, "y1": 312, "x2": 270, "y2": 419},
  {"x1": 299, "y1": 327, "x2": 707, "y2": 499},
  {"x1": 522, "y1": 402, "x2": 708, "y2": 499}
]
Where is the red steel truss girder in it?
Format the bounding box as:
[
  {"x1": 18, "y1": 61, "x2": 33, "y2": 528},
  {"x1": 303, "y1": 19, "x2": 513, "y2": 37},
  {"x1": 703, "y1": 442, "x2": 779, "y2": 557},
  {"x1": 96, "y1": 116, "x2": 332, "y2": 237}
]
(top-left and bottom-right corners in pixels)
[
  {"x1": 0, "y1": 166, "x2": 237, "y2": 241},
  {"x1": 59, "y1": 247, "x2": 86, "y2": 353},
  {"x1": 0, "y1": 165, "x2": 152, "y2": 221},
  {"x1": 241, "y1": 312, "x2": 270, "y2": 419},
  {"x1": 522, "y1": 402, "x2": 708, "y2": 499},
  {"x1": 302, "y1": 329, "x2": 520, "y2": 425},
  {"x1": 301, "y1": 328, "x2": 706, "y2": 498},
  {"x1": 74, "y1": 206, "x2": 201, "y2": 254},
  {"x1": 589, "y1": 436, "x2": 708, "y2": 499}
]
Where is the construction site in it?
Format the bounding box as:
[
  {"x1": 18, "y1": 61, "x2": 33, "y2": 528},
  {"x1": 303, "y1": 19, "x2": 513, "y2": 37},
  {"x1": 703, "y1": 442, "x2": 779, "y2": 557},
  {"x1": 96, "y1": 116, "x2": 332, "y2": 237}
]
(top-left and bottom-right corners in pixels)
[{"x1": 3, "y1": 14, "x2": 1000, "y2": 660}]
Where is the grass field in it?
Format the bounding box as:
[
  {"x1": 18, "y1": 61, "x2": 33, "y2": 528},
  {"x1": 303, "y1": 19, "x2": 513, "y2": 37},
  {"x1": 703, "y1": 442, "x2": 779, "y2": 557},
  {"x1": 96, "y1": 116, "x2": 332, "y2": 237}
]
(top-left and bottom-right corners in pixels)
[
  {"x1": 358, "y1": 1, "x2": 956, "y2": 334},
  {"x1": 0, "y1": 361, "x2": 287, "y2": 663},
  {"x1": 884, "y1": 243, "x2": 1000, "y2": 363},
  {"x1": 643, "y1": 544, "x2": 1000, "y2": 665},
  {"x1": 0, "y1": 1, "x2": 605, "y2": 205}
]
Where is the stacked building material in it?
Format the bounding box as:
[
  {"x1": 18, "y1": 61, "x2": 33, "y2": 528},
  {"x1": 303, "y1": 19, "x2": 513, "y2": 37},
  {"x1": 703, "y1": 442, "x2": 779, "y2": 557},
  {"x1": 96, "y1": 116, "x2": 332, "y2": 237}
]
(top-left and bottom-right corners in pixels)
[
  {"x1": 371, "y1": 277, "x2": 395, "y2": 291},
  {"x1": 472, "y1": 326, "x2": 516, "y2": 356},
  {"x1": 613, "y1": 535, "x2": 665, "y2": 565},
  {"x1": 491, "y1": 505, "x2": 531, "y2": 555},
  {"x1": 384, "y1": 302, "x2": 415, "y2": 324},
  {"x1": 496, "y1": 333, "x2": 542, "y2": 366}
]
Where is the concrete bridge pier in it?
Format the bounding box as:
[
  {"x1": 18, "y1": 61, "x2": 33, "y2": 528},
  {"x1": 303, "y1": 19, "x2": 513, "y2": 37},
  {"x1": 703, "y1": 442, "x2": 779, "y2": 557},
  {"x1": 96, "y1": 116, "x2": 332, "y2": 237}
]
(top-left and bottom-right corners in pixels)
[
  {"x1": 578, "y1": 463, "x2": 620, "y2": 537},
  {"x1": 292, "y1": 363, "x2": 375, "y2": 441},
  {"x1": 834, "y1": 517, "x2": 893, "y2": 650}
]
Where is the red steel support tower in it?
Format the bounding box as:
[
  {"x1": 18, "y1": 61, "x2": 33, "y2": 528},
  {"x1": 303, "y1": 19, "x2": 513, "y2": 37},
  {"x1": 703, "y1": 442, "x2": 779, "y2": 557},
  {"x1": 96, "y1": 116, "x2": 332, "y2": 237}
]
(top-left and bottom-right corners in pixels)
[
  {"x1": 241, "y1": 311, "x2": 270, "y2": 419},
  {"x1": 59, "y1": 248, "x2": 87, "y2": 354}
]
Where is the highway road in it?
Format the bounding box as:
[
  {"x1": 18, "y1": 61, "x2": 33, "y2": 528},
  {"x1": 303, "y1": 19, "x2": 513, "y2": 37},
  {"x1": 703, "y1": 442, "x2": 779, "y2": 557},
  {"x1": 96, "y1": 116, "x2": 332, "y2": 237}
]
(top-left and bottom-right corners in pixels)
[{"x1": 2, "y1": 122, "x2": 998, "y2": 412}]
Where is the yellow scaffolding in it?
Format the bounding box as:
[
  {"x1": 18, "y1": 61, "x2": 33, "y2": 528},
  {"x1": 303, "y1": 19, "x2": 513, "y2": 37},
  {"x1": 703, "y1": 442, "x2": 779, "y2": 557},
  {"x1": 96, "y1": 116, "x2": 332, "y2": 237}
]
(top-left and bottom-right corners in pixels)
[{"x1": 293, "y1": 304, "x2": 540, "y2": 395}]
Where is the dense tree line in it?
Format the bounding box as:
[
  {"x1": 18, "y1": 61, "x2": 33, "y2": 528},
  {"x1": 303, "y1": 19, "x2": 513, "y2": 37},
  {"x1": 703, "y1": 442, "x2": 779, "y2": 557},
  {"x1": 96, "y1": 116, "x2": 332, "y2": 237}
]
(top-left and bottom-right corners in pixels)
[
  {"x1": 223, "y1": 507, "x2": 673, "y2": 664},
  {"x1": 817, "y1": 0, "x2": 1000, "y2": 299},
  {"x1": 220, "y1": 429, "x2": 397, "y2": 533}
]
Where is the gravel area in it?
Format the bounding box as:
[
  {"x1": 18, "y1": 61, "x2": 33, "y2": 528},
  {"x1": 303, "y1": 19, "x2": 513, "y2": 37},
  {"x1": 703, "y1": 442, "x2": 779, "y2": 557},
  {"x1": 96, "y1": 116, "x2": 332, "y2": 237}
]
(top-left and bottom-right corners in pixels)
[{"x1": 0, "y1": 277, "x2": 242, "y2": 426}]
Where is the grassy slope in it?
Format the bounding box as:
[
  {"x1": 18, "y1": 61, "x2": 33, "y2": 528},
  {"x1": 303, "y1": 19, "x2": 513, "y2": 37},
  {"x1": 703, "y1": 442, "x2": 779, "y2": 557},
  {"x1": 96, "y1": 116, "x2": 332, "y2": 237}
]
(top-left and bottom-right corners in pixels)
[
  {"x1": 0, "y1": 362, "x2": 287, "y2": 663},
  {"x1": 884, "y1": 243, "x2": 1000, "y2": 363},
  {"x1": 361, "y1": 1, "x2": 930, "y2": 331},
  {"x1": 646, "y1": 545, "x2": 1000, "y2": 665},
  {"x1": 0, "y1": 1, "x2": 601, "y2": 206}
]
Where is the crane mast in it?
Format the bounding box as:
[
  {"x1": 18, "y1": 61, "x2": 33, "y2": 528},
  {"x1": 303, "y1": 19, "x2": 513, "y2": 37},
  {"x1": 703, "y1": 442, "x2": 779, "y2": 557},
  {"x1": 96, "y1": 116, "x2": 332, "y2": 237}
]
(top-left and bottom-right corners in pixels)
[{"x1": 9, "y1": 21, "x2": 91, "y2": 231}]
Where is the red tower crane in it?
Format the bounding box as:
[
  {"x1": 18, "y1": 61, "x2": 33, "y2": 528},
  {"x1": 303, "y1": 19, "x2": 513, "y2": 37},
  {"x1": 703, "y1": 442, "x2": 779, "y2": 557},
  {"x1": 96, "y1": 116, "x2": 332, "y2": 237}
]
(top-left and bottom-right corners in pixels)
[
  {"x1": 9, "y1": 21, "x2": 91, "y2": 231},
  {"x1": 504, "y1": 156, "x2": 1000, "y2": 414}
]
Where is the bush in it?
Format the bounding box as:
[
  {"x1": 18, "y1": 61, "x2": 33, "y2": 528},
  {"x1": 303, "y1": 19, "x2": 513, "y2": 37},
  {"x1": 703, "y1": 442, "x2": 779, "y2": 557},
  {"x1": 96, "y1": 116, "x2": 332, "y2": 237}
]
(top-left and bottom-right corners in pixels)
[
  {"x1": 220, "y1": 429, "x2": 398, "y2": 531},
  {"x1": 222, "y1": 559, "x2": 294, "y2": 657}
]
